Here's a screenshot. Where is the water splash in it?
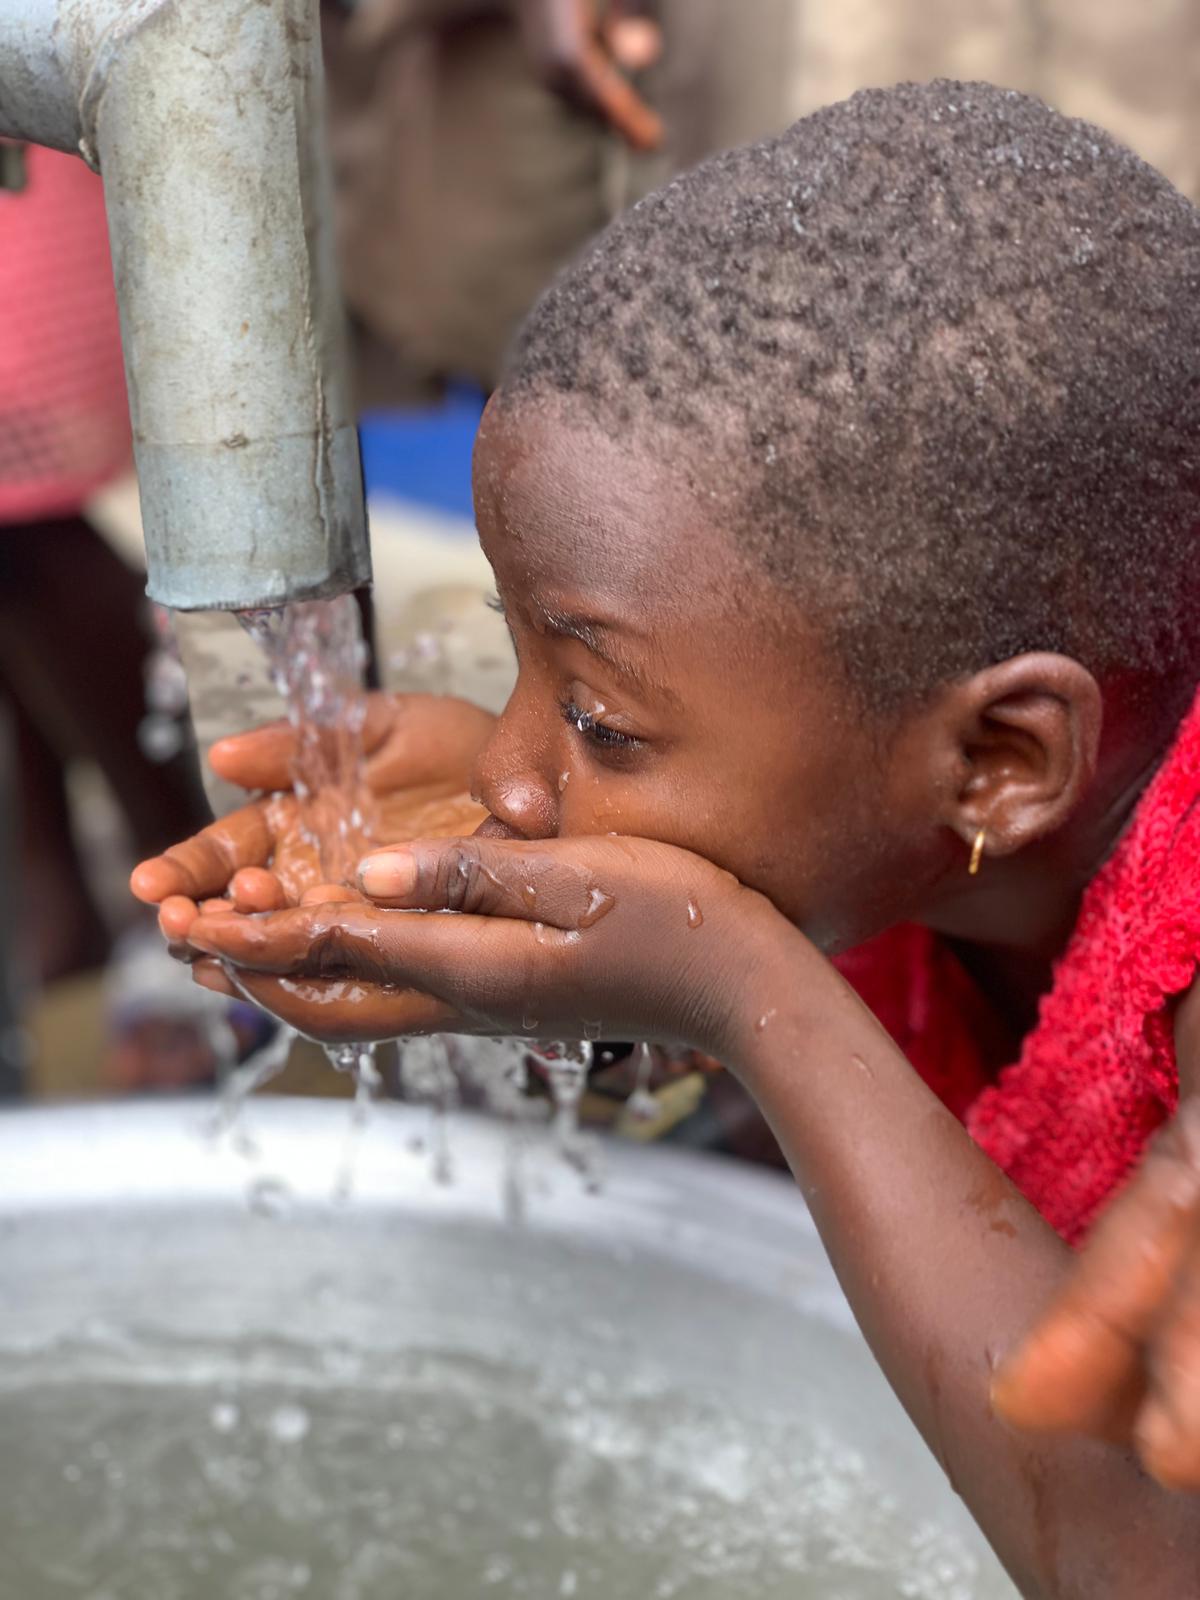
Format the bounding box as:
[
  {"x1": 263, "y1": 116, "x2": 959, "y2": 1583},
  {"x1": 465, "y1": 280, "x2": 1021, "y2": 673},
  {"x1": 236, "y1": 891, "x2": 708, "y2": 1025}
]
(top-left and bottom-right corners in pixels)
[
  {"x1": 325, "y1": 1043, "x2": 384, "y2": 1200},
  {"x1": 232, "y1": 595, "x2": 606, "y2": 1198},
  {"x1": 209, "y1": 1023, "x2": 296, "y2": 1142},
  {"x1": 625, "y1": 1042, "x2": 658, "y2": 1124},
  {"x1": 398, "y1": 1035, "x2": 459, "y2": 1184},
  {"x1": 536, "y1": 1042, "x2": 600, "y2": 1188},
  {"x1": 235, "y1": 596, "x2": 383, "y2": 1193}
]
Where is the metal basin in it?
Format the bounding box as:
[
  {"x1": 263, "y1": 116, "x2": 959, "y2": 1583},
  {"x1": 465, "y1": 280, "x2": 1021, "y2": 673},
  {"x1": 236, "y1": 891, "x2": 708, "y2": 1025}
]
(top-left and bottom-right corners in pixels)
[{"x1": 0, "y1": 1100, "x2": 1014, "y2": 1598}]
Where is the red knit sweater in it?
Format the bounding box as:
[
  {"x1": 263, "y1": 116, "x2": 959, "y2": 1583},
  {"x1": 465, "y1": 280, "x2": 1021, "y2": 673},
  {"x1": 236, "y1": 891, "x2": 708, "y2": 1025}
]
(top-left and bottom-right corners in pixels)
[{"x1": 837, "y1": 687, "x2": 1200, "y2": 1245}]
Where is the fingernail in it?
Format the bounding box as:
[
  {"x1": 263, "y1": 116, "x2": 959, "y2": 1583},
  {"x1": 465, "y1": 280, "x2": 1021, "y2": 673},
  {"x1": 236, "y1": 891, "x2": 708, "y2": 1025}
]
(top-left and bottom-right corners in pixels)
[{"x1": 359, "y1": 849, "x2": 417, "y2": 899}]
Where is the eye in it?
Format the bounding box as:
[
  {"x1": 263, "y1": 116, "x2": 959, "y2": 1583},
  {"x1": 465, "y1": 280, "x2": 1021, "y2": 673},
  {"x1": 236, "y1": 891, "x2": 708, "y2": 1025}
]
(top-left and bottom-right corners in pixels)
[{"x1": 560, "y1": 696, "x2": 641, "y2": 752}]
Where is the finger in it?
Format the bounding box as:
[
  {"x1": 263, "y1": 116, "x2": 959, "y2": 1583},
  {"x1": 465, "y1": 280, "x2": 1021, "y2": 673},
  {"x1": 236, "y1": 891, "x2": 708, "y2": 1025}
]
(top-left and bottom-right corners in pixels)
[
  {"x1": 186, "y1": 901, "x2": 596, "y2": 1056},
  {"x1": 299, "y1": 882, "x2": 365, "y2": 906},
  {"x1": 200, "y1": 898, "x2": 234, "y2": 917},
  {"x1": 159, "y1": 894, "x2": 199, "y2": 942},
  {"x1": 605, "y1": 13, "x2": 661, "y2": 72},
  {"x1": 1137, "y1": 1217, "x2": 1200, "y2": 1490},
  {"x1": 230, "y1": 867, "x2": 289, "y2": 914},
  {"x1": 571, "y1": 38, "x2": 663, "y2": 149},
  {"x1": 192, "y1": 959, "x2": 240, "y2": 999},
  {"x1": 185, "y1": 899, "x2": 553, "y2": 998},
  {"x1": 209, "y1": 694, "x2": 395, "y2": 792},
  {"x1": 364, "y1": 695, "x2": 496, "y2": 795},
  {"x1": 357, "y1": 837, "x2": 613, "y2": 928},
  {"x1": 130, "y1": 801, "x2": 275, "y2": 904},
  {"x1": 993, "y1": 1100, "x2": 1200, "y2": 1435},
  {"x1": 186, "y1": 904, "x2": 417, "y2": 976},
  {"x1": 519, "y1": 0, "x2": 662, "y2": 151},
  {"x1": 219, "y1": 966, "x2": 459, "y2": 1043}
]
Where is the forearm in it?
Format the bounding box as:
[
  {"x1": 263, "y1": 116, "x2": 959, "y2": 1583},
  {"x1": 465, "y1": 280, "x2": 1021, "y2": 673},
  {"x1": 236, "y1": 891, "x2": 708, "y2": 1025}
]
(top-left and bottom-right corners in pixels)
[{"x1": 729, "y1": 926, "x2": 1200, "y2": 1598}]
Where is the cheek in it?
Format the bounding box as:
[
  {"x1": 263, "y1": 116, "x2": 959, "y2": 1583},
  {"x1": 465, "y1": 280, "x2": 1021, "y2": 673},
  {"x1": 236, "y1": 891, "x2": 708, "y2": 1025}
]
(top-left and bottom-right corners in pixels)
[
  {"x1": 557, "y1": 767, "x2": 640, "y2": 834},
  {"x1": 557, "y1": 760, "x2": 754, "y2": 864}
]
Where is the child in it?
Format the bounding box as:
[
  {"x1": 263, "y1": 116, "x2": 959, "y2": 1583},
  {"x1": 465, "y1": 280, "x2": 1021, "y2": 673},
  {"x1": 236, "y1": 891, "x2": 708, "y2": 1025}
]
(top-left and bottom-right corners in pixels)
[{"x1": 136, "y1": 82, "x2": 1200, "y2": 1594}]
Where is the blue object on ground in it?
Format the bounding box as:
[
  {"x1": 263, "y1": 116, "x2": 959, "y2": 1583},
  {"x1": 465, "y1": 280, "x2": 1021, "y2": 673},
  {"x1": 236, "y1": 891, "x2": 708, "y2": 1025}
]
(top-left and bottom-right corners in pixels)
[{"x1": 358, "y1": 385, "x2": 486, "y2": 525}]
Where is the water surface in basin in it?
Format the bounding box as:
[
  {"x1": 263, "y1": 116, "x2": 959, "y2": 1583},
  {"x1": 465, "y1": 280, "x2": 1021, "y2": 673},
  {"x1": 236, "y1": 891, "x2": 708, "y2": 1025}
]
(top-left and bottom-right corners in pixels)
[
  {"x1": 1, "y1": 1337, "x2": 988, "y2": 1600},
  {"x1": 0, "y1": 1103, "x2": 1016, "y2": 1600}
]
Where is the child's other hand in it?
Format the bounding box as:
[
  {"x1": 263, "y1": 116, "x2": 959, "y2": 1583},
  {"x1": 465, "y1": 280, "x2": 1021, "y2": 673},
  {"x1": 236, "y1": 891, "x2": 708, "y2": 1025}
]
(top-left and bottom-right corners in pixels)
[
  {"x1": 130, "y1": 694, "x2": 493, "y2": 937},
  {"x1": 183, "y1": 833, "x2": 780, "y2": 1052},
  {"x1": 992, "y1": 1097, "x2": 1200, "y2": 1490}
]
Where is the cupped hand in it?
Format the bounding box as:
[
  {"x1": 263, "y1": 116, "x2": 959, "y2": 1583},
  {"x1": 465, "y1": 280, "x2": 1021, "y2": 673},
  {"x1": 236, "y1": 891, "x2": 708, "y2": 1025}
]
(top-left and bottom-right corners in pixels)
[
  {"x1": 515, "y1": 0, "x2": 664, "y2": 150},
  {"x1": 131, "y1": 694, "x2": 494, "y2": 941},
  {"x1": 993, "y1": 1097, "x2": 1200, "y2": 1490},
  {"x1": 184, "y1": 832, "x2": 780, "y2": 1051}
]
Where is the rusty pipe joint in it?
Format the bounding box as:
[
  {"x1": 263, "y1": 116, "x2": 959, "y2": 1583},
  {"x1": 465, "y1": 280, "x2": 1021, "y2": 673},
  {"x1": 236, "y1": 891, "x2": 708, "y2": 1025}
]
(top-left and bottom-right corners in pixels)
[{"x1": 0, "y1": 0, "x2": 370, "y2": 611}]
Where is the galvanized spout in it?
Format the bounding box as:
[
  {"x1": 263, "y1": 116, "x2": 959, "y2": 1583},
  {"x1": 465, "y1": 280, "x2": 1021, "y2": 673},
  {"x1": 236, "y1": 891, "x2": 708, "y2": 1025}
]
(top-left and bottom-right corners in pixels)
[{"x1": 0, "y1": 0, "x2": 371, "y2": 611}]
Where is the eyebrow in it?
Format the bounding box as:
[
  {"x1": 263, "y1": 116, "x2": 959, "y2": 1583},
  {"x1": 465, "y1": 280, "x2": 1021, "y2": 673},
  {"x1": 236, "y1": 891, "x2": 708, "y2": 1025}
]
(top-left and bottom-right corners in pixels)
[
  {"x1": 538, "y1": 606, "x2": 636, "y2": 674},
  {"x1": 535, "y1": 604, "x2": 678, "y2": 704}
]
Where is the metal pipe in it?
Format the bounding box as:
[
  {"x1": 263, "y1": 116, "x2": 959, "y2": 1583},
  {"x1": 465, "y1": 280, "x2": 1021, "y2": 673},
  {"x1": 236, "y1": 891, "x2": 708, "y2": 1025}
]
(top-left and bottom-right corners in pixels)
[{"x1": 0, "y1": 0, "x2": 371, "y2": 611}]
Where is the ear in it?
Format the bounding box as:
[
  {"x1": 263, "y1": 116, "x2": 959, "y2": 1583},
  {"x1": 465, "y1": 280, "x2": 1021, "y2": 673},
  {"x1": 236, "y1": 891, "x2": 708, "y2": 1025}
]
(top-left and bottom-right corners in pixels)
[{"x1": 936, "y1": 654, "x2": 1103, "y2": 866}]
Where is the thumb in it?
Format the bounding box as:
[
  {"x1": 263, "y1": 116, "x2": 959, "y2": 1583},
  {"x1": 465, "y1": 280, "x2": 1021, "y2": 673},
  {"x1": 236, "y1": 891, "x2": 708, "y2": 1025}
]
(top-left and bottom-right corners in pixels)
[
  {"x1": 209, "y1": 694, "x2": 395, "y2": 792},
  {"x1": 357, "y1": 838, "x2": 616, "y2": 931}
]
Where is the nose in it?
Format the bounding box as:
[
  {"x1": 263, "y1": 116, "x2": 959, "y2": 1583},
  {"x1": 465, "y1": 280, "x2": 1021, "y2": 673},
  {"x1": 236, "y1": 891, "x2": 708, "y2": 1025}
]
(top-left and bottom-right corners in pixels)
[{"x1": 470, "y1": 709, "x2": 558, "y2": 840}]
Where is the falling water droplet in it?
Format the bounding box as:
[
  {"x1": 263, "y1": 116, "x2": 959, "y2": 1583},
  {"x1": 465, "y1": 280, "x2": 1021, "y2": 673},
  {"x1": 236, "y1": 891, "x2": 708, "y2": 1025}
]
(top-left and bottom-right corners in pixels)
[
  {"x1": 626, "y1": 1041, "x2": 658, "y2": 1122},
  {"x1": 754, "y1": 1008, "x2": 776, "y2": 1034},
  {"x1": 325, "y1": 1043, "x2": 358, "y2": 1075},
  {"x1": 686, "y1": 899, "x2": 704, "y2": 930},
  {"x1": 246, "y1": 1175, "x2": 292, "y2": 1219},
  {"x1": 557, "y1": 770, "x2": 571, "y2": 793},
  {"x1": 541, "y1": 1042, "x2": 595, "y2": 1170}
]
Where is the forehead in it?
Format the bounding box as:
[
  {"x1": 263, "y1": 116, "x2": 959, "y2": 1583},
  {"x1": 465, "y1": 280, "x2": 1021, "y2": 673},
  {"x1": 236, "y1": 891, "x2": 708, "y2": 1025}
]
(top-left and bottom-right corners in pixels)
[
  {"x1": 473, "y1": 393, "x2": 842, "y2": 712},
  {"x1": 472, "y1": 396, "x2": 738, "y2": 616}
]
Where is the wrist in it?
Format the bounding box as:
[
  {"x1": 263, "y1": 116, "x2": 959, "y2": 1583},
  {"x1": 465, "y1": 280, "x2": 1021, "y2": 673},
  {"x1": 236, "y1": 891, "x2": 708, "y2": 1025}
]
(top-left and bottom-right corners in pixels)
[{"x1": 690, "y1": 892, "x2": 820, "y2": 1070}]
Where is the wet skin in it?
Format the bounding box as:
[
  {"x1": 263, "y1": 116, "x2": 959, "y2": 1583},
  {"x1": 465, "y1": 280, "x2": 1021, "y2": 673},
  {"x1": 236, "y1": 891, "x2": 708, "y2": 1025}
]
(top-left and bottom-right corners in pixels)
[{"x1": 135, "y1": 396, "x2": 1200, "y2": 1591}]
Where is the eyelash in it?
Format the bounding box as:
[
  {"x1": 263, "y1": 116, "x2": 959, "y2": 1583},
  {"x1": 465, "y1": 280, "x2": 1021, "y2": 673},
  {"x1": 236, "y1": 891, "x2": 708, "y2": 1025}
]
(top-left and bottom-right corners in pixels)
[{"x1": 560, "y1": 697, "x2": 641, "y2": 752}]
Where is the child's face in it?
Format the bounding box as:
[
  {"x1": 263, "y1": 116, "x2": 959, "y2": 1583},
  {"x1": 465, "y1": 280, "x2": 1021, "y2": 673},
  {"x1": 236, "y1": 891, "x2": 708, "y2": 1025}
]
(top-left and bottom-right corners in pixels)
[{"x1": 471, "y1": 399, "x2": 942, "y2": 953}]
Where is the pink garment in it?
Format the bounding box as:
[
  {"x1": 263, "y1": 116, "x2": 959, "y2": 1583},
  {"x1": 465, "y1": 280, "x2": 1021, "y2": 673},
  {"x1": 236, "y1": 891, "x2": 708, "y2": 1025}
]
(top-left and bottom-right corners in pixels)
[
  {"x1": 839, "y1": 685, "x2": 1200, "y2": 1244},
  {"x1": 0, "y1": 144, "x2": 131, "y2": 522}
]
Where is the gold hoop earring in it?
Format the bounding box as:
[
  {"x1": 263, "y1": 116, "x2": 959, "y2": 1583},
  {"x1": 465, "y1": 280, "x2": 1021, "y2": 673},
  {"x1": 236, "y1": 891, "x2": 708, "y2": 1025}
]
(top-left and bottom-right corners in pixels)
[{"x1": 968, "y1": 828, "x2": 986, "y2": 876}]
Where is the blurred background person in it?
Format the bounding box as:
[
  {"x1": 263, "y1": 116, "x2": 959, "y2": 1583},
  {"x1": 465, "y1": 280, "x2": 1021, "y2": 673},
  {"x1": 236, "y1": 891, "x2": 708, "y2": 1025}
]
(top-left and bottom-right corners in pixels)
[
  {"x1": 321, "y1": 0, "x2": 800, "y2": 409},
  {"x1": 0, "y1": 144, "x2": 209, "y2": 1097}
]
